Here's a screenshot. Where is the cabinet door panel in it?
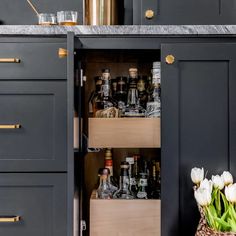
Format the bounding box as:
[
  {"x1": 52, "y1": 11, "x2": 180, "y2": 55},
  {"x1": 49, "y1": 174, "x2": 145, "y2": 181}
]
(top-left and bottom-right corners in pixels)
[
  {"x1": 0, "y1": 81, "x2": 67, "y2": 172},
  {"x1": 161, "y1": 43, "x2": 236, "y2": 236},
  {"x1": 0, "y1": 173, "x2": 67, "y2": 236}
]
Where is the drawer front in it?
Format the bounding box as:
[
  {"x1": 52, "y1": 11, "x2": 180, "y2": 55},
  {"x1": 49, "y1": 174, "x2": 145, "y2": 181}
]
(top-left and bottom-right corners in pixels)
[
  {"x1": 0, "y1": 173, "x2": 66, "y2": 236},
  {"x1": 0, "y1": 42, "x2": 66, "y2": 79},
  {"x1": 0, "y1": 81, "x2": 67, "y2": 172}
]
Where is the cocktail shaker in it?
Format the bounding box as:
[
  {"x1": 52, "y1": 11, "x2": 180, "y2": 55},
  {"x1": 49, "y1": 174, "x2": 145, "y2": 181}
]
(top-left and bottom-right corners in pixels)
[{"x1": 84, "y1": 0, "x2": 118, "y2": 25}]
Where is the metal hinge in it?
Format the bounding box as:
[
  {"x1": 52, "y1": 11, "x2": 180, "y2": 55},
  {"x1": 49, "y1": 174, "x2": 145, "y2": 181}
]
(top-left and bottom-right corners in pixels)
[{"x1": 81, "y1": 220, "x2": 86, "y2": 231}]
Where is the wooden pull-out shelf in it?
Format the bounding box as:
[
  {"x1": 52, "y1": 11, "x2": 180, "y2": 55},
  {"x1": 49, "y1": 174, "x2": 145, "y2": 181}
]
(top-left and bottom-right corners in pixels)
[
  {"x1": 90, "y1": 193, "x2": 161, "y2": 236},
  {"x1": 88, "y1": 118, "x2": 161, "y2": 148}
]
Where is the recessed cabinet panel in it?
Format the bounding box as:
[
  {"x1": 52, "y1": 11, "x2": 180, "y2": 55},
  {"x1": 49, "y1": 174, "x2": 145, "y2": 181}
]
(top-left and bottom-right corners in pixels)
[
  {"x1": 0, "y1": 81, "x2": 67, "y2": 172},
  {"x1": 134, "y1": 0, "x2": 236, "y2": 24},
  {"x1": 0, "y1": 173, "x2": 66, "y2": 236},
  {"x1": 0, "y1": 42, "x2": 66, "y2": 79},
  {"x1": 162, "y1": 43, "x2": 236, "y2": 236}
]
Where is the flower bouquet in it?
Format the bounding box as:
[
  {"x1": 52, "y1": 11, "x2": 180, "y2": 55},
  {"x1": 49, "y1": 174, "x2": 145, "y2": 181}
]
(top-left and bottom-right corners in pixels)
[{"x1": 191, "y1": 167, "x2": 236, "y2": 235}]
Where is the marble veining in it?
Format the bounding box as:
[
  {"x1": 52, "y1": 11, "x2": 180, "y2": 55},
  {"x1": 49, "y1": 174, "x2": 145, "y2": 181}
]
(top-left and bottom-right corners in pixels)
[{"x1": 0, "y1": 25, "x2": 236, "y2": 36}]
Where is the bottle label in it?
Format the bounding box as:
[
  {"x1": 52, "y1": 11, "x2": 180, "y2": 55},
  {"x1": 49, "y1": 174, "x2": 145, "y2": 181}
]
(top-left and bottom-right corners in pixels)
[
  {"x1": 137, "y1": 191, "x2": 147, "y2": 199},
  {"x1": 146, "y1": 101, "x2": 161, "y2": 117},
  {"x1": 139, "y1": 178, "x2": 148, "y2": 187},
  {"x1": 130, "y1": 177, "x2": 136, "y2": 186},
  {"x1": 102, "y1": 84, "x2": 109, "y2": 97},
  {"x1": 137, "y1": 80, "x2": 145, "y2": 92}
]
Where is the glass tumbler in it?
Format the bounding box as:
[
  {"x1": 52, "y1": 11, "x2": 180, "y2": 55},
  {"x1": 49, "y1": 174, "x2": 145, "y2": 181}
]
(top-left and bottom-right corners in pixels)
[
  {"x1": 57, "y1": 11, "x2": 78, "y2": 26},
  {"x1": 38, "y1": 13, "x2": 57, "y2": 25}
]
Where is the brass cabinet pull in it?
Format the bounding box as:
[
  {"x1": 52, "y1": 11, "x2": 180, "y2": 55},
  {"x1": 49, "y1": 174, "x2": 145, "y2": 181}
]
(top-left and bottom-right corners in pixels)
[
  {"x1": 0, "y1": 58, "x2": 20, "y2": 63},
  {"x1": 0, "y1": 124, "x2": 21, "y2": 129},
  {"x1": 0, "y1": 216, "x2": 21, "y2": 222},
  {"x1": 145, "y1": 10, "x2": 154, "y2": 19},
  {"x1": 58, "y1": 48, "x2": 68, "y2": 58},
  {"x1": 165, "y1": 55, "x2": 175, "y2": 64}
]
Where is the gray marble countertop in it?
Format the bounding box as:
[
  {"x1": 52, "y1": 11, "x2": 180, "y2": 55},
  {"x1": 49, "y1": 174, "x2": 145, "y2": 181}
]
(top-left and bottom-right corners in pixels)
[{"x1": 0, "y1": 25, "x2": 235, "y2": 36}]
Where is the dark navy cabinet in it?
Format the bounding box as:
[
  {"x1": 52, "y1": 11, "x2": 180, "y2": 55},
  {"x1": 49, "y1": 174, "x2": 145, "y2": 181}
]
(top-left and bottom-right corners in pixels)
[
  {"x1": 161, "y1": 43, "x2": 236, "y2": 235},
  {"x1": 133, "y1": 0, "x2": 236, "y2": 24}
]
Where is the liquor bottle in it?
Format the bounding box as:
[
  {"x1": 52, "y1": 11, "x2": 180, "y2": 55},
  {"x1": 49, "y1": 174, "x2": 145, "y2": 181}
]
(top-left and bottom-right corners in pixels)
[
  {"x1": 123, "y1": 68, "x2": 146, "y2": 117},
  {"x1": 146, "y1": 62, "x2": 161, "y2": 117},
  {"x1": 126, "y1": 157, "x2": 138, "y2": 197},
  {"x1": 113, "y1": 161, "x2": 134, "y2": 199},
  {"x1": 88, "y1": 76, "x2": 102, "y2": 116},
  {"x1": 96, "y1": 168, "x2": 113, "y2": 199},
  {"x1": 94, "y1": 69, "x2": 117, "y2": 117},
  {"x1": 114, "y1": 76, "x2": 127, "y2": 113},
  {"x1": 137, "y1": 75, "x2": 148, "y2": 109},
  {"x1": 104, "y1": 148, "x2": 118, "y2": 193},
  {"x1": 111, "y1": 78, "x2": 118, "y2": 97},
  {"x1": 137, "y1": 172, "x2": 148, "y2": 199},
  {"x1": 148, "y1": 161, "x2": 161, "y2": 199},
  {"x1": 133, "y1": 155, "x2": 140, "y2": 185}
]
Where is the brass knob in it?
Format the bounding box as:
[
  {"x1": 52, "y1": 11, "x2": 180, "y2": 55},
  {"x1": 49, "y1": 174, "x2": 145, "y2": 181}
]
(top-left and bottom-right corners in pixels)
[
  {"x1": 145, "y1": 10, "x2": 154, "y2": 19},
  {"x1": 58, "y1": 48, "x2": 68, "y2": 58},
  {"x1": 165, "y1": 55, "x2": 175, "y2": 64}
]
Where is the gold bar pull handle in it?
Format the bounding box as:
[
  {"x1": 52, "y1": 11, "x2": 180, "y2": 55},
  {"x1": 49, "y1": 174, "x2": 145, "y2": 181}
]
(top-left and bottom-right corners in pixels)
[
  {"x1": 0, "y1": 58, "x2": 20, "y2": 63},
  {"x1": 0, "y1": 216, "x2": 21, "y2": 222},
  {"x1": 0, "y1": 124, "x2": 21, "y2": 129},
  {"x1": 58, "y1": 48, "x2": 68, "y2": 58}
]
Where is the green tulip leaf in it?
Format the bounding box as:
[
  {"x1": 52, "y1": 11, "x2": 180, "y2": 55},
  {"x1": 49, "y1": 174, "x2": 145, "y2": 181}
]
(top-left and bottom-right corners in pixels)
[{"x1": 214, "y1": 216, "x2": 231, "y2": 231}]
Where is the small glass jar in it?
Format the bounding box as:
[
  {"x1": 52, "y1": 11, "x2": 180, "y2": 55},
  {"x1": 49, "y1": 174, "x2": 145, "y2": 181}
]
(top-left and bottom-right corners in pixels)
[
  {"x1": 38, "y1": 13, "x2": 57, "y2": 25},
  {"x1": 57, "y1": 11, "x2": 78, "y2": 26}
]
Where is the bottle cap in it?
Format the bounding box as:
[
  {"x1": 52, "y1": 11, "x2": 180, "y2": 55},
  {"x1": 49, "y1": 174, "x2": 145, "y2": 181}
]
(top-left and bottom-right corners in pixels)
[
  {"x1": 133, "y1": 155, "x2": 140, "y2": 161},
  {"x1": 153, "y1": 61, "x2": 161, "y2": 69},
  {"x1": 102, "y1": 68, "x2": 110, "y2": 73},
  {"x1": 105, "y1": 159, "x2": 113, "y2": 166},
  {"x1": 126, "y1": 157, "x2": 134, "y2": 165},
  {"x1": 120, "y1": 161, "x2": 129, "y2": 169}
]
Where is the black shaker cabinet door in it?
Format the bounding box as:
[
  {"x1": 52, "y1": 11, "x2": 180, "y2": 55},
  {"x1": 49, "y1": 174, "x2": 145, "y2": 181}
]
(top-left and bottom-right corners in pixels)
[
  {"x1": 0, "y1": 81, "x2": 67, "y2": 172},
  {"x1": 161, "y1": 43, "x2": 236, "y2": 236},
  {"x1": 0, "y1": 173, "x2": 67, "y2": 236}
]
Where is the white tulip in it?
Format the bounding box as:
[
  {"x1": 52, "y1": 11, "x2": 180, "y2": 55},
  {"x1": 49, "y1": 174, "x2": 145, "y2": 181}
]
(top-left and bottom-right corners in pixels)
[
  {"x1": 221, "y1": 171, "x2": 233, "y2": 186},
  {"x1": 200, "y1": 178, "x2": 213, "y2": 194},
  {"x1": 194, "y1": 187, "x2": 212, "y2": 206},
  {"x1": 212, "y1": 175, "x2": 225, "y2": 190},
  {"x1": 225, "y1": 183, "x2": 236, "y2": 203},
  {"x1": 191, "y1": 167, "x2": 204, "y2": 185}
]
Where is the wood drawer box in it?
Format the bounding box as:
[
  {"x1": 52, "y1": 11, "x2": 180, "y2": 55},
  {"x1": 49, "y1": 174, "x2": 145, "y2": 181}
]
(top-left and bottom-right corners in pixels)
[
  {"x1": 0, "y1": 173, "x2": 67, "y2": 236},
  {"x1": 90, "y1": 195, "x2": 161, "y2": 236},
  {"x1": 0, "y1": 81, "x2": 67, "y2": 172},
  {"x1": 88, "y1": 118, "x2": 160, "y2": 148},
  {"x1": 0, "y1": 42, "x2": 66, "y2": 79}
]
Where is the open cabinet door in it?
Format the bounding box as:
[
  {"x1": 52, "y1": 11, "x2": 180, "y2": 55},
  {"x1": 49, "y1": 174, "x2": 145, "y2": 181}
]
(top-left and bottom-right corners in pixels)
[
  {"x1": 67, "y1": 32, "x2": 75, "y2": 236},
  {"x1": 161, "y1": 43, "x2": 236, "y2": 236}
]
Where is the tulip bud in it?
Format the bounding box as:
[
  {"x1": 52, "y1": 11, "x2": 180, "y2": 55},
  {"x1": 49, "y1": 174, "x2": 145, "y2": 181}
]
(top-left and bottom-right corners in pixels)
[
  {"x1": 191, "y1": 167, "x2": 204, "y2": 185},
  {"x1": 225, "y1": 183, "x2": 236, "y2": 203},
  {"x1": 194, "y1": 187, "x2": 212, "y2": 206},
  {"x1": 212, "y1": 175, "x2": 224, "y2": 190},
  {"x1": 200, "y1": 178, "x2": 213, "y2": 194},
  {"x1": 221, "y1": 171, "x2": 233, "y2": 186}
]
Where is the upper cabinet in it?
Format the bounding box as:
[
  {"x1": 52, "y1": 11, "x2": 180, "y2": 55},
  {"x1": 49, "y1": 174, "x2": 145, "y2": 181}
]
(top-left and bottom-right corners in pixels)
[{"x1": 133, "y1": 0, "x2": 236, "y2": 24}]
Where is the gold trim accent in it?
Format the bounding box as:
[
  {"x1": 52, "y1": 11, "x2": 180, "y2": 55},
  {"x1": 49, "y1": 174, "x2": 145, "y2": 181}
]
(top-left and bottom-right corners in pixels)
[
  {"x1": 0, "y1": 124, "x2": 21, "y2": 129},
  {"x1": 58, "y1": 48, "x2": 68, "y2": 58},
  {"x1": 0, "y1": 216, "x2": 21, "y2": 222},
  {"x1": 145, "y1": 10, "x2": 154, "y2": 19},
  {"x1": 165, "y1": 55, "x2": 175, "y2": 64},
  {"x1": 0, "y1": 58, "x2": 20, "y2": 63}
]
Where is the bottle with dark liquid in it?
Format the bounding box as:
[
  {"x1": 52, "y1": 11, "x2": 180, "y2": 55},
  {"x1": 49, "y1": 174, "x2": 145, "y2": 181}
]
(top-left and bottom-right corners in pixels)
[
  {"x1": 149, "y1": 161, "x2": 161, "y2": 199},
  {"x1": 137, "y1": 75, "x2": 148, "y2": 109}
]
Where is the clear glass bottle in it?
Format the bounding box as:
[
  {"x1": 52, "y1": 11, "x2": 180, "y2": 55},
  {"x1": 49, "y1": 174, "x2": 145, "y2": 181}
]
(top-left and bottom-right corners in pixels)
[
  {"x1": 123, "y1": 68, "x2": 146, "y2": 117},
  {"x1": 94, "y1": 69, "x2": 117, "y2": 117},
  {"x1": 146, "y1": 62, "x2": 161, "y2": 117},
  {"x1": 104, "y1": 148, "x2": 118, "y2": 193},
  {"x1": 96, "y1": 168, "x2": 113, "y2": 199},
  {"x1": 114, "y1": 76, "x2": 127, "y2": 114},
  {"x1": 137, "y1": 173, "x2": 148, "y2": 199},
  {"x1": 113, "y1": 161, "x2": 134, "y2": 199},
  {"x1": 126, "y1": 157, "x2": 138, "y2": 197},
  {"x1": 133, "y1": 155, "x2": 140, "y2": 186}
]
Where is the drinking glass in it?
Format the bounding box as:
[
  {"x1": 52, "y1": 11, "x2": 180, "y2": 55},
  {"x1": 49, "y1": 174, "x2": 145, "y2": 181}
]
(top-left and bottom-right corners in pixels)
[
  {"x1": 38, "y1": 13, "x2": 57, "y2": 25},
  {"x1": 57, "y1": 11, "x2": 78, "y2": 26}
]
